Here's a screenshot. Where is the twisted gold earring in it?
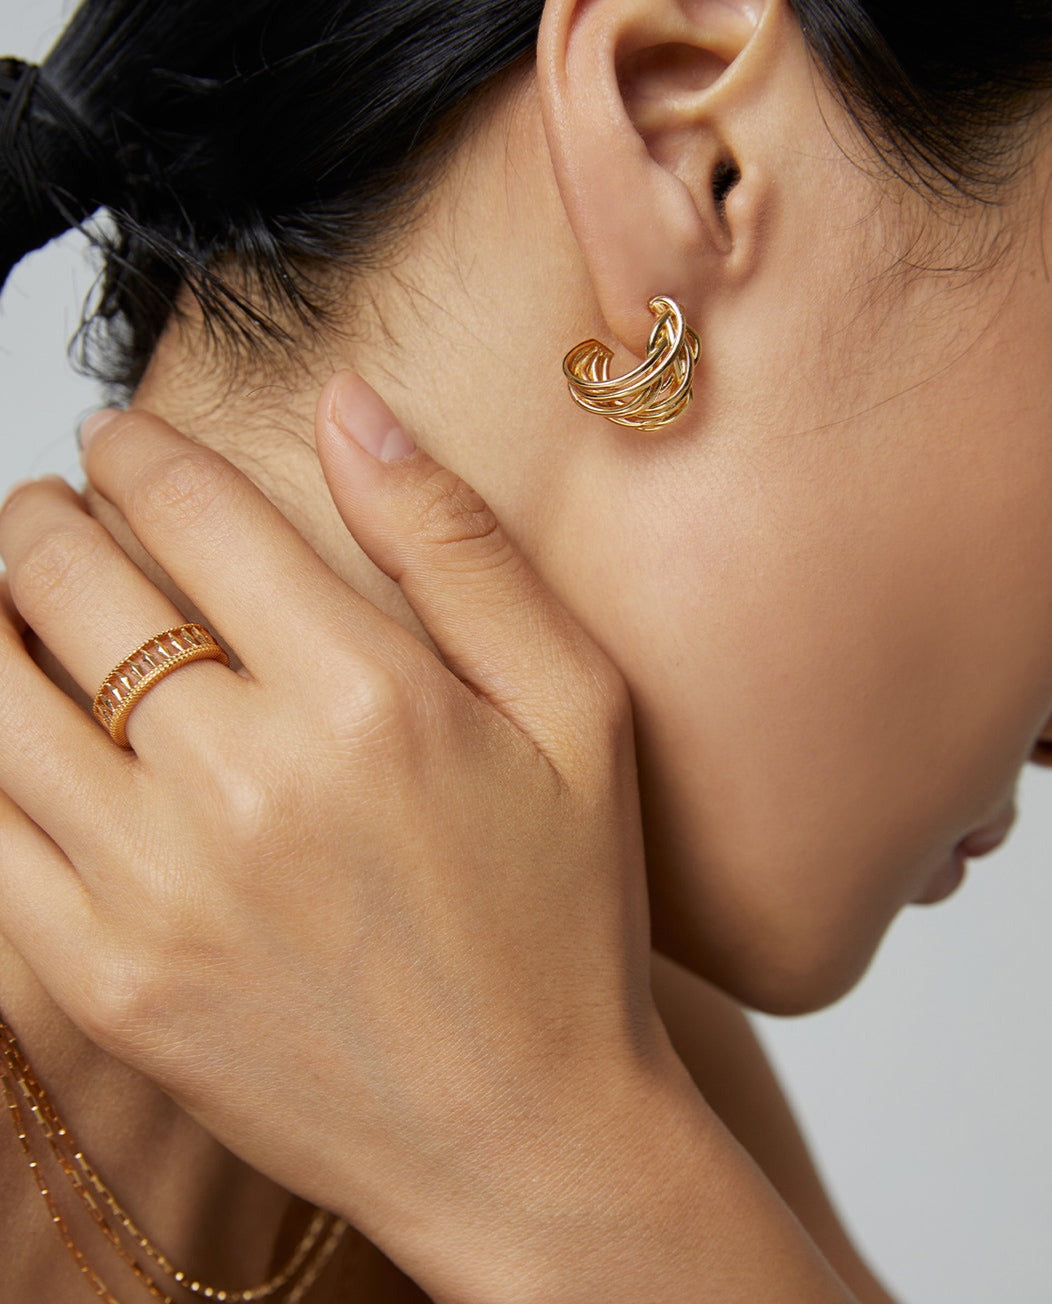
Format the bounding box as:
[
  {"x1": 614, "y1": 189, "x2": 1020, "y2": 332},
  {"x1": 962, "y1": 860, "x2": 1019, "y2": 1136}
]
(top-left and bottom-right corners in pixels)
[{"x1": 563, "y1": 295, "x2": 701, "y2": 431}]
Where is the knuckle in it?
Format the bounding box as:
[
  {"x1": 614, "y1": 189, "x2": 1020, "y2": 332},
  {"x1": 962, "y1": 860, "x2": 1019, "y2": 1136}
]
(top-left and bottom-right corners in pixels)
[
  {"x1": 128, "y1": 446, "x2": 240, "y2": 532},
  {"x1": 10, "y1": 520, "x2": 109, "y2": 614},
  {"x1": 78, "y1": 950, "x2": 159, "y2": 1050},
  {"x1": 210, "y1": 758, "x2": 283, "y2": 847},
  {"x1": 317, "y1": 654, "x2": 419, "y2": 754},
  {"x1": 201, "y1": 724, "x2": 312, "y2": 852},
  {"x1": 416, "y1": 467, "x2": 509, "y2": 568},
  {"x1": 338, "y1": 660, "x2": 411, "y2": 737}
]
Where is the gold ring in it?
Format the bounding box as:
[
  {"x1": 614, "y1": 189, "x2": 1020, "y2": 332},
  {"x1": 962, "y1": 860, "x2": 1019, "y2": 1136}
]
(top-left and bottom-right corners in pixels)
[{"x1": 92, "y1": 623, "x2": 229, "y2": 748}]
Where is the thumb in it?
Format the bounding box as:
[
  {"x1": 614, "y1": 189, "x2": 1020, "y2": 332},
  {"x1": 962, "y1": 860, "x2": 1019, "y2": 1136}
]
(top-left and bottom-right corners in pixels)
[{"x1": 314, "y1": 371, "x2": 622, "y2": 762}]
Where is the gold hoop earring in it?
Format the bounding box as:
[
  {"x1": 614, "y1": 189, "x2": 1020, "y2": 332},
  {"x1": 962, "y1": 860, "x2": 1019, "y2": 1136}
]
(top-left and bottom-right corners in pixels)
[{"x1": 562, "y1": 295, "x2": 701, "y2": 431}]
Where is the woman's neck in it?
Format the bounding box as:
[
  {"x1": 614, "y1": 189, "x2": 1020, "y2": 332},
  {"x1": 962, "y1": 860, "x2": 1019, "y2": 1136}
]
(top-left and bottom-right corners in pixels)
[{"x1": 119, "y1": 306, "x2": 433, "y2": 653}]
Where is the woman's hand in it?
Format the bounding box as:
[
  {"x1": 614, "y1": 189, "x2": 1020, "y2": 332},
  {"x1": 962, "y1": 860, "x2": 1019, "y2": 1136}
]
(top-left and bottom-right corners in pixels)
[{"x1": 0, "y1": 373, "x2": 675, "y2": 1299}]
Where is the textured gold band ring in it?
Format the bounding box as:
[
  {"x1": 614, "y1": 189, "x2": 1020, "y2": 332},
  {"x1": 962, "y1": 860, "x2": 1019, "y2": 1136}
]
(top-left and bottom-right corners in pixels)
[{"x1": 92, "y1": 623, "x2": 230, "y2": 748}]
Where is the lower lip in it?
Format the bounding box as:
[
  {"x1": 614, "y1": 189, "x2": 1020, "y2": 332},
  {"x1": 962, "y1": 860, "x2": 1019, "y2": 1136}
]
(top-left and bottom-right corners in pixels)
[{"x1": 911, "y1": 847, "x2": 967, "y2": 905}]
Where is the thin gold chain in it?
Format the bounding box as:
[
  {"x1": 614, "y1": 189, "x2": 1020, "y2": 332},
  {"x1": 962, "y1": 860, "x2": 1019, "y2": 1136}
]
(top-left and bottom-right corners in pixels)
[
  {"x1": 284, "y1": 1221, "x2": 349, "y2": 1304},
  {"x1": 0, "y1": 1017, "x2": 340, "y2": 1299},
  {"x1": 1, "y1": 1064, "x2": 172, "y2": 1303},
  {"x1": 0, "y1": 1010, "x2": 348, "y2": 1302}
]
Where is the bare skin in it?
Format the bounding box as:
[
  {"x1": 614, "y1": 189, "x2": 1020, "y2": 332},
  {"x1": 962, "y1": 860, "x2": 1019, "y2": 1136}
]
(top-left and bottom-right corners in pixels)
[
  {"x1": 0, "y1": 0, "x2": 1049, "y2": 1296},
  {"x1": 0, "y1": 934, "x2": 894, "y2": 1300},
  {"x1": 0, "y1": 389, "x2": 877, "y2": 1297}
]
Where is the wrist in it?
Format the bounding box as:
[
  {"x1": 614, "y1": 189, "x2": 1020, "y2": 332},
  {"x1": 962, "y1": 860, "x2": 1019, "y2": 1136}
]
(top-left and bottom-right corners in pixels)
[
  {"x1": 399, "y1": 1041, "x2": 853, "y2": 1304},
  {"x1": 411, "y1": 1046, "x2": 718, "y2": 1304}
]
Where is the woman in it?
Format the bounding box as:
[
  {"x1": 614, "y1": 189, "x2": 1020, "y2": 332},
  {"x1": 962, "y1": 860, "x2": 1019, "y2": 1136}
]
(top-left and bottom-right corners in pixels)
[{"x1": 0, "y1": 0, "x2": 1049, "y2": 1299}]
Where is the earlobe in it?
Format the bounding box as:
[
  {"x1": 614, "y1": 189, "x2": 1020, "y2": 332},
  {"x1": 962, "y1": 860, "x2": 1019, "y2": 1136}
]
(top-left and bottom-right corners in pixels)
[{"x1": 537, "y1": 0, "x2": 784, "y2": 357}]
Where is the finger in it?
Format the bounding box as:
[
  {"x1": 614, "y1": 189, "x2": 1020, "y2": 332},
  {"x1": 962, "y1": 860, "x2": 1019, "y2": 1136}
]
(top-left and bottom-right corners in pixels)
[
  {"x1": 0, "y1": 784, "x2": 96, "y2": 996},
  {"x1": 0, "y1": 476, "x2": 241, "y2": 759},
  {"x1": 79, "y1": 407, "x2": 425, "y2": 681},
  {"x1": 0, "y1": 569, "x2": 134, "y2": 872},
  {"x1": 0, "y1": 566, "x2": 26, "y2": 634},
  {"x1": 314, "y1": 372, "x2": 623, "y2": 766}
]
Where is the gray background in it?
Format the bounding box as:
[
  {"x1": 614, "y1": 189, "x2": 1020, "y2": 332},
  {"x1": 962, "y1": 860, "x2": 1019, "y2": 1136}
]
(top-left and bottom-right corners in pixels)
[{"x1": 3, "y1": 3, "x2": 1050, "y2": 1300}]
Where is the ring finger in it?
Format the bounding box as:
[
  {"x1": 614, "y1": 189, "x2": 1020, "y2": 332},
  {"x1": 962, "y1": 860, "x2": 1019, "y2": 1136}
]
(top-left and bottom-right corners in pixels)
[{"x1": 0, "y1": 476, "x2": 242, "y2": 757}]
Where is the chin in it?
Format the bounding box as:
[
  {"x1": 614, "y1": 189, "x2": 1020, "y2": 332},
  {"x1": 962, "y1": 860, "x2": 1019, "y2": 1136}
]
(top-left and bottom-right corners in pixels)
[{"x1": 651, "y1": 909, "x2": 886, "y2": 1018}]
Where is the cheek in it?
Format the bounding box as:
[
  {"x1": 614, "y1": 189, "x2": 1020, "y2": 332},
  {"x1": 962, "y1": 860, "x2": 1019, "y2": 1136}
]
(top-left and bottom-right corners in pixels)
[
  {"x1": 556, "y1": 376, "x2": 1052, "y2": 1012},
  {"x1": 592, "y1": 509, "x2": 956, "y2": 1010}
]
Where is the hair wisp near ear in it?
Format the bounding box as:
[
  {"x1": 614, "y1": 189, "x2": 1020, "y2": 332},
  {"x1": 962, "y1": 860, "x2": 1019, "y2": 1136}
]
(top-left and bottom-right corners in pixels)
[{"x1": 0, "y1": 57, "x2": 116, "y2": 293}]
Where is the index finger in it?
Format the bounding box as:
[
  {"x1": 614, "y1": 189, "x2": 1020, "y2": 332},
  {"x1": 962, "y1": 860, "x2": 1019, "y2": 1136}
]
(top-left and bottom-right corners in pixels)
[{"x1": 315, "y1": 374, "x2": 630, "y2": 774}]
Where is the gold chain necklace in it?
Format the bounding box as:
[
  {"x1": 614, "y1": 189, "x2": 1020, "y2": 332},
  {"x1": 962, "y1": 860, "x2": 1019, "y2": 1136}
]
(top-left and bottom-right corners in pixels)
[{"x1": 0, "y1": 1009, "x2": 349, "y2": 1302}]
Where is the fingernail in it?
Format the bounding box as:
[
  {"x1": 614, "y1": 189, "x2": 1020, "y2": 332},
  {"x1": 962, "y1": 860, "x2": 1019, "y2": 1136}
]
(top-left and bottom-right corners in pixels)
[
  {"x1": 79, "y1": 408, "x2": 122, "y2": 455},
  {"x1": 330, "y1": 373, "x2": 415, "y2": 463}
]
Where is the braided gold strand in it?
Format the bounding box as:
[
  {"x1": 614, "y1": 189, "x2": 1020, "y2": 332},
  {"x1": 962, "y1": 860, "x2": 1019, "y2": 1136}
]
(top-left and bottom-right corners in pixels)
[
  {"x1": 0, "y1": 1011, "x2": 348, "y2": 1301},
  {"x1": 92, "y1": 624, "x2": 230, "y2": 748},
  {"x1": 563, "y1": 295, "x2": 701, "y2": 431}
]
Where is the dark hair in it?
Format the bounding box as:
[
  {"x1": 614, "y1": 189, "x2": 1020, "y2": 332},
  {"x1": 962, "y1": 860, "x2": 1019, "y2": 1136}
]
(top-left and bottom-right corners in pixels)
[{"x1": 1, "y1": 0, "x2": 1051, "y2": 399}]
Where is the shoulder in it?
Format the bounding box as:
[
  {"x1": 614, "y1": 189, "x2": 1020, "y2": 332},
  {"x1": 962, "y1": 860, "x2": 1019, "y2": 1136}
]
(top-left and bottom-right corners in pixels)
[{"x1": 650, "y1": 950, "x2": 902, "y2": 1304}]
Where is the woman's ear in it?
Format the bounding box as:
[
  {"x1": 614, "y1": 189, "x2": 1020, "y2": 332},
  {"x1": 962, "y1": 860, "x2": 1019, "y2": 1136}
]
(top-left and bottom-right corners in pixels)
[{"x1": 537, "y1": 0, "x2": 792, "y2": 356}]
